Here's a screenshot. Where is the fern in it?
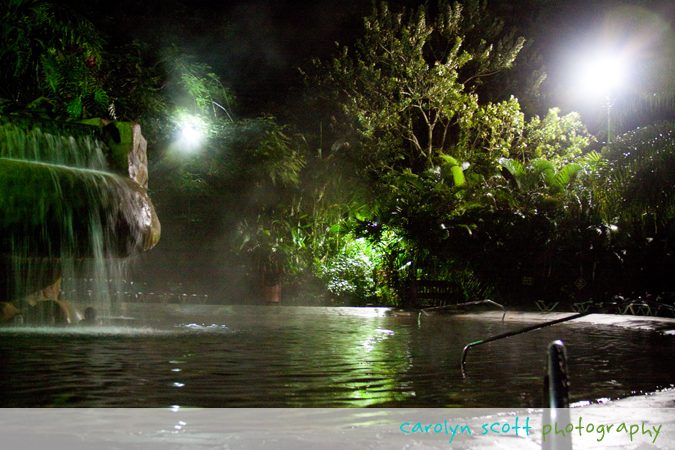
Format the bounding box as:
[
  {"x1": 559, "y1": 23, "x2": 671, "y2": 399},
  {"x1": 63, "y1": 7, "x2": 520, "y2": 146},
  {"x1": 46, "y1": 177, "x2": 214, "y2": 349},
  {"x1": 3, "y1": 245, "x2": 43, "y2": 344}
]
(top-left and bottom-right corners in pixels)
[
  {"x1": 167, "y1": 47, "x2": 236, "y2": 122},
  {"x1": 39, "y1": 49, "x2": 109, "y2": 119},
  {"x1": 600, "y1": 122, "x2": 675, "y2": 227},
  {"x1": 0, "y1": 0, "x2": 105, "y2": 106}
]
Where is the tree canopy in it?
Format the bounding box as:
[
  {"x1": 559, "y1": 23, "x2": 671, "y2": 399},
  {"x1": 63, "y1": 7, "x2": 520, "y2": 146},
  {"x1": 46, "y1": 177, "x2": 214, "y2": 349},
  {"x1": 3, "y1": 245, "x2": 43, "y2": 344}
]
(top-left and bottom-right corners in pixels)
[{"x1": 300, "y1": 0, "x2": 675, "y2": 306}]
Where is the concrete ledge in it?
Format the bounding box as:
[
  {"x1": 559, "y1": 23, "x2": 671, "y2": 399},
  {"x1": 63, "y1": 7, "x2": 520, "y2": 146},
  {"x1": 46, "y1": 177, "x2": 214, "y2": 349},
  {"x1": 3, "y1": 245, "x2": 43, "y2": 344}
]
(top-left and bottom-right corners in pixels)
[{"x1": 457, "y1": 311, "x2": 675, "y2": 333}]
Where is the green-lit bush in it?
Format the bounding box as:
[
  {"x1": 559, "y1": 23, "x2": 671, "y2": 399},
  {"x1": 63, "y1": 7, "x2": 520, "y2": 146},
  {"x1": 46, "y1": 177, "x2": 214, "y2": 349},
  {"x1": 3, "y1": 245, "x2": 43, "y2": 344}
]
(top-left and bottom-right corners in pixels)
[{"x1": 318, "y1": 237, "x2": 379, "y2": 304}]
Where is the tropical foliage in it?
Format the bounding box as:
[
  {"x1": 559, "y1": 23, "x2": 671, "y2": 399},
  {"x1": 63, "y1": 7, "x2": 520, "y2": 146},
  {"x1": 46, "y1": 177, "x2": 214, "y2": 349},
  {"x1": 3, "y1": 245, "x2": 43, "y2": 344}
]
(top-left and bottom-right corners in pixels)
[
  {"x1": 307, "y1": 0, "x2": 525, "y2": 174},
  {"x1": 0, "y1": 0, "x2": 106, "y2": 116},
  {"x1": 301, "y1": 0, "x2": 612, "y2": 305},
  {"x1": 156, "y1": 0, "x2": 675, "y2": 307}
]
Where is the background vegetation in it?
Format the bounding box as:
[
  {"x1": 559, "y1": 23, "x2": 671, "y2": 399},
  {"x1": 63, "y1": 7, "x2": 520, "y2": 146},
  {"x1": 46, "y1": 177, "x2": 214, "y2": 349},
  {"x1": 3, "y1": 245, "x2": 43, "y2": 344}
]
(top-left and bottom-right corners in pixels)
[{"x1": 2, "y1": 0, "x2": 675, "y2": 308}]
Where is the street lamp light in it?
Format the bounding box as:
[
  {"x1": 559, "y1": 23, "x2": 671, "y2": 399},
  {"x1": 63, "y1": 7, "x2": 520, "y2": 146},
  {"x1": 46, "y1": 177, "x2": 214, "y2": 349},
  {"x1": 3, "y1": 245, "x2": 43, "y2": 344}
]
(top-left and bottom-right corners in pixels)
[
  {"x1": 582, "y1": 56, "x2": 625, "y2": 94},
  {"x1": 579, "y1": 53, "x2": 627, "y2": 147},
  {"x1": 180, "y1": 123, "x2": 202, "y2": 145},
  {"x1": 175, "y1": 114, "x2": 206, "y2": 152}
]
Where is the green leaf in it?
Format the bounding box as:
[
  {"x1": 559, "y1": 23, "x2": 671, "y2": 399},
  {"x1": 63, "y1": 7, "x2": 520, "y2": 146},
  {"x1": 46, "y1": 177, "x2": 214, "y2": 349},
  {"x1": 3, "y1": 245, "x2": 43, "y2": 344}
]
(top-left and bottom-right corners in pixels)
[
  {"x1": 554, "y1": 163, "x2": 582, "y2": 187},
  {"x1": 66, "y1": 97, "x2": 82, "y2": 118},
  {"x1": 450, "y1": 165, "x2": 466, "y2": 186},
  {"x1": 440, "y1": 154, "x2": 460, "y2": 166}
]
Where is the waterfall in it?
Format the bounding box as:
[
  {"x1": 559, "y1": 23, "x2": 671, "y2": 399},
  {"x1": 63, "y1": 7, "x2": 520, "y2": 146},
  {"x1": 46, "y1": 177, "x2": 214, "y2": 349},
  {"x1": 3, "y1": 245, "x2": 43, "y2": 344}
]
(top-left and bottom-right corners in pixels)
[
  {"x1": 0, "y1": 115, "x2": 159, "y2": 324},
  {"x1": 0, "y1": 116, "x2": 108, "y2": 170}
]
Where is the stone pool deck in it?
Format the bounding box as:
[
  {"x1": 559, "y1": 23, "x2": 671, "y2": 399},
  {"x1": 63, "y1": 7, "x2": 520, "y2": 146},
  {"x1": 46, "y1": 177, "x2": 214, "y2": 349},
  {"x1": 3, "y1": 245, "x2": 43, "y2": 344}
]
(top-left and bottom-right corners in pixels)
[
  {"x1": 2, "y1": 401, "x2": 674, "y2": 450},
  {"x1": 457, "y1": 310, "x2": 675, "y2": 334}
]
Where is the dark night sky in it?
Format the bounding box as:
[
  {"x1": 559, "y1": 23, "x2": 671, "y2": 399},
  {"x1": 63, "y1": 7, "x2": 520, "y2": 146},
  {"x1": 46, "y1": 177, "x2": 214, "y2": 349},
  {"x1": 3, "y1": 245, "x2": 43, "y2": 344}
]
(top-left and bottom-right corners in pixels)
[
  {"x1": 74, "y1": 0, "x2": 675, "y2": 122},
  {"x1": 72, "y1": 0, "x2": 374, "y2": 113}
]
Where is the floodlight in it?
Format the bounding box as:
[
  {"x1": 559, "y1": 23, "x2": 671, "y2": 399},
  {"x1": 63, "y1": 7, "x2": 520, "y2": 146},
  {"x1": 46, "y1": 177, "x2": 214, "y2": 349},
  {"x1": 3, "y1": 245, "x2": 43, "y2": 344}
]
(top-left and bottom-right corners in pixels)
[
  {"x1": 580, "y1": 54, "x2": 626, "y2": 95},
  {"x1": 175, "y1": 116, "x2": 205, "y2": 152},
  {"x1": 181, "y1": 124, "x2": 201, "y2": 144},
  {"x1": 577, "y1": 51, "x2": 629, "y2": 146}
]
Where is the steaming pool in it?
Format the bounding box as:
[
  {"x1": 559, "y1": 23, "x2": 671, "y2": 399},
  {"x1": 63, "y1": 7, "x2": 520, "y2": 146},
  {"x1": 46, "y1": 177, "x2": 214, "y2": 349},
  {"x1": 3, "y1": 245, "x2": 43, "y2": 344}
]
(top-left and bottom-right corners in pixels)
[{"x1": 1, "y1": 305, "x2": 674, "y2": 408}]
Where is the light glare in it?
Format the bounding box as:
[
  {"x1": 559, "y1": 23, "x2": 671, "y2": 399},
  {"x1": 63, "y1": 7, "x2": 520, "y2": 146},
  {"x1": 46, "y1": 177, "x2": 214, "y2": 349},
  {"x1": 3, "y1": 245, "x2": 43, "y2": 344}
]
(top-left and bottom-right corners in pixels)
[
  {"x1": 175, "y1": 116, "x2": 205, "y2": 153},
  {"x1": 181, "y1": 124, "x2": 201, "y2": 144},
  {"x1": 580, "y1": 54, "x2": 626, "y2": 95}
]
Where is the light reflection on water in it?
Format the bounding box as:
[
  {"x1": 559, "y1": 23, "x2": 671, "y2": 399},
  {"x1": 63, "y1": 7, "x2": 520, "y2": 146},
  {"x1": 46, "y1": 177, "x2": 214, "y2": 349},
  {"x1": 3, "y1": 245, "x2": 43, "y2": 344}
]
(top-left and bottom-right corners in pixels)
[{"x1": 1, "y1": 306, "x2": 674, "y2": 407}]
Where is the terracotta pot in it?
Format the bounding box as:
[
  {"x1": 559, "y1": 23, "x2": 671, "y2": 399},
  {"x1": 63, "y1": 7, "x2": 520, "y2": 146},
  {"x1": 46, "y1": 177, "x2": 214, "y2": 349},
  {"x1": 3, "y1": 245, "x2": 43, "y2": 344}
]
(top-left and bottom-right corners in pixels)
[{"x1": 263, "y1": 283, "x2": 281, "y2": 304}]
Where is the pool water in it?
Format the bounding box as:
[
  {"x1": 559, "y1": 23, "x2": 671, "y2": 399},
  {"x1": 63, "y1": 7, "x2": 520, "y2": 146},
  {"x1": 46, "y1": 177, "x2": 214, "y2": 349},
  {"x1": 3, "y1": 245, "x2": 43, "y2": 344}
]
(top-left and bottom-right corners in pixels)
[{"x1": 1, "y1": 306, "x2": 674, "y2": 407}]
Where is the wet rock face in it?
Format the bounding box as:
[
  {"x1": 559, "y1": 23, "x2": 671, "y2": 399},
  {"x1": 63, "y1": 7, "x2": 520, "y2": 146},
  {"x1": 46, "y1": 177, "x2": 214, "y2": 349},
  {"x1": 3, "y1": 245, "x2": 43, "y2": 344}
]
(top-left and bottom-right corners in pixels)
[
  {"x1": 0, "y1": 301, "x2": 19, "y2": 323},
  {"x1": 102, "y1": 121, "x2": 149, "y2": 189},
  {"x1": 0, "y1": 299, "x2": 75, "y2": 325},
  {"x1": 20, "y1": 300, "x2": 71, "y2": 325}
]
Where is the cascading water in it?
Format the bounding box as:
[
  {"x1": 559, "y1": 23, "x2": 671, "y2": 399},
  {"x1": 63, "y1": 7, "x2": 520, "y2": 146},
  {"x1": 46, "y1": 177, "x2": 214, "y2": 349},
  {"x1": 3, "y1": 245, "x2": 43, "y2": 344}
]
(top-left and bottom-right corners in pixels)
[
  {"x1": 0, "y1": 115, "x2": 160, "y2": 325},
  {"x1": 0, "y1": 116, "x2": 108, "y2": 169}
]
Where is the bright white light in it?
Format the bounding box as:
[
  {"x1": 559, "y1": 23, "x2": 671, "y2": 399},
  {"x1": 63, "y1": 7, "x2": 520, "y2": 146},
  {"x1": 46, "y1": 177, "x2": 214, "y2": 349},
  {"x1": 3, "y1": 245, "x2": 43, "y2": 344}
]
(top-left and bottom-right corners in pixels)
[
  {"x1": 580, "y1": 53, "x2": 627, "y2": 95},
  {"x1": 175, "y1": 116, "x2": 205, "y2": 152},
  {"x1": 181, "y1": 124, "x2": 201, "y2": 144}
]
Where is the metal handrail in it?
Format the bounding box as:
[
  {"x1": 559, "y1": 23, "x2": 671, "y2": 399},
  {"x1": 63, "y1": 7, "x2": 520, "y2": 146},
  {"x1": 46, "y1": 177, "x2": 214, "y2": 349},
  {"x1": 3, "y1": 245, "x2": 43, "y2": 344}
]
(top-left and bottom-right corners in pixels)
[
  {"x1": 460, "y1": 297, "x2": 638, "y2": 377},
  {"x1": 620, "y1": 297, "x2": 675, "y2": 316},
  {"x1": 420, "y1": 299, "x2": 506, "y2": 320}
]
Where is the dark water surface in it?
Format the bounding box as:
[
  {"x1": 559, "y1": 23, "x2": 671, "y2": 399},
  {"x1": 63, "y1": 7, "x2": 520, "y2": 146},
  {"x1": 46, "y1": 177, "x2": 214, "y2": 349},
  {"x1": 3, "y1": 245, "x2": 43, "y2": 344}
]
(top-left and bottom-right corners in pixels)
[{"x1": 1, "y1": 306, "x2": 674, "y2": 407}]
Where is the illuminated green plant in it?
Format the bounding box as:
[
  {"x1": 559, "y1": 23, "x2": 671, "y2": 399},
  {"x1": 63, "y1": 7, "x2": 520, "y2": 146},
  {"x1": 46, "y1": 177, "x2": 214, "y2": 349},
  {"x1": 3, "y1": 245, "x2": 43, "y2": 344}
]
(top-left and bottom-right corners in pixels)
[
  {"x1": 307, "y1": 0, "x2": 525, "y2": 175},
  {"x1": 318, "y1": 237, "x2": 380, "y2": 303},
  {"x1": 165, "y1": 49, "x2": 235, "y2": 131}
]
